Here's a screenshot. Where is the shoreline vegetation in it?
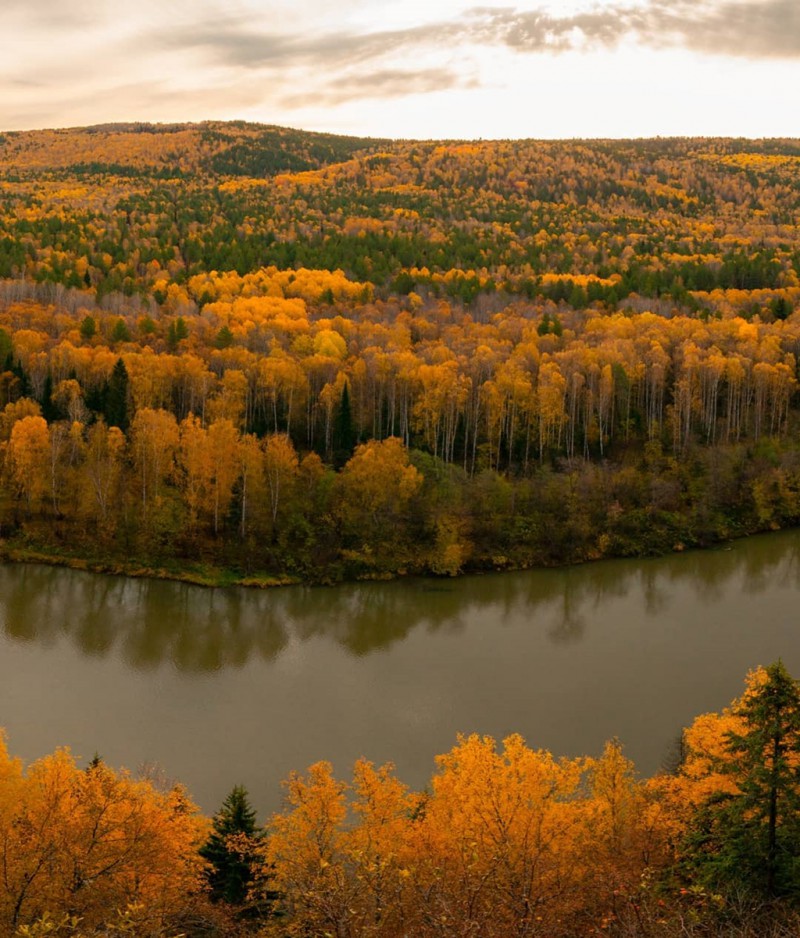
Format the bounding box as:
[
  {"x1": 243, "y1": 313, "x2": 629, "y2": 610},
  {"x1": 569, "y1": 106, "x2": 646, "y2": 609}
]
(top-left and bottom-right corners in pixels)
[
  {"x1": 0, "y1": 507, "x2": 796, "y2": 591},
  {"x1": 0, "y1": 540, "x2": 303, "y2": 588},
  {"x1": 4, "y1": 665, "x2": 800, "y2": 936}
]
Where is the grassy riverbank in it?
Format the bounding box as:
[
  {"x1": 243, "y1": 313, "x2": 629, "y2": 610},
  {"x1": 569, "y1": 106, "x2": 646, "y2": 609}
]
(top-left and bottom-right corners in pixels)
[{"x1": 0, "y1": 539, "x2": 302, "y2": 588}]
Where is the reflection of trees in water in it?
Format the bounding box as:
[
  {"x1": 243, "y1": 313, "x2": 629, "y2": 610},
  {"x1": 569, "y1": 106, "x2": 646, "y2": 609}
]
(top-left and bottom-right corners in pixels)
[
  {"x1": 654, "y1": 533, "x2": 800, "y2": 603},
  {"x1": 2, "y1": 531, "x2": 800, "y2": 672},
  {"x1": 289, "y1": 581, "x2": 470, "y2": 656},
  {"x1": 0, "y1": 568, "x2": 290, "y2": 673}
]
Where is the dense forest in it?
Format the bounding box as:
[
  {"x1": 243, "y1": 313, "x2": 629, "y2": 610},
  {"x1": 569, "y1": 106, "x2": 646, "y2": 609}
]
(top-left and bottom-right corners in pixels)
[
  {"x1": 4, "y1": 664, "x2": 800, "y2": 936},
  {"x1": 0, "y1": 123, "x2": 798, "y2": 581}
]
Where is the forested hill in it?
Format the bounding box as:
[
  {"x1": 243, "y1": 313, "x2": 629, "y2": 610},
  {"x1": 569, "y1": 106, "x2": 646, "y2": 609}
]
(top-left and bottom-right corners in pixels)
[
  {"x1": 0, "y1": 122, "x2": 798, "y2": 301},
  {"x1": 0, "y1": 124, "x2": 799, "y2": 583},
  {"x1": 0, "y1": 121, "x2": 384, "y2": 178}
]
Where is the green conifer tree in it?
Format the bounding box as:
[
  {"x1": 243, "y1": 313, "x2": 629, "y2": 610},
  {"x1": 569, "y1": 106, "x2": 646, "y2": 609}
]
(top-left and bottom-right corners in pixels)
[
  {"x1": 104, "y1": 358, "x2": 130, "y2": 431},
  {"x1": 110, "y1": 317, "x2": 131, "y2": 344},
  {"x1": 683, "y1": 661, "x2": 800, "y2": 900},
  {"x1": 215, "y1": 325, "x2": 234, "y2": 349},
  {"x1": 200, "y1": 785, "x2": 263, "y2": 908},
  {"x1": 333, "y1": 380, "x2": 355, "y2": 466},
  {"x1": 79, "y1": 315, "x2": 96, "y2": 342}
]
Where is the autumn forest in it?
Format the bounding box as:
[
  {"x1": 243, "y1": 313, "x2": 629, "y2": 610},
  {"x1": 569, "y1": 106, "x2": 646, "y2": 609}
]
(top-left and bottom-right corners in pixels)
[
  {"x1": 2, "y1": 122, "x2": 800, "y2": 935},
  {"x1": 5, "y1": 665, "x2": 800, "y2": 936},
  {"x1": 0, "y1": 124, "x2": 798, "y2": 582}
]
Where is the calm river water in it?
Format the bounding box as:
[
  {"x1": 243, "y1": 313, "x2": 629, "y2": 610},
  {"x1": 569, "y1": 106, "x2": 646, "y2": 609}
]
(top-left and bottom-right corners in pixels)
[{"x1": 2, "y1": 532, "x2": 800, "y2": 816}]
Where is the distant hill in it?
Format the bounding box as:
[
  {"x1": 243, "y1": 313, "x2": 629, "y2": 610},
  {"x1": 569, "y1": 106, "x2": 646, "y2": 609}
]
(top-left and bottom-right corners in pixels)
[
  {"x1": 0, "y1": 123, "x2": 797, "y2": 304},
  {"x1": 0, "y1": 121, "x2": 386, "y2": 177}
]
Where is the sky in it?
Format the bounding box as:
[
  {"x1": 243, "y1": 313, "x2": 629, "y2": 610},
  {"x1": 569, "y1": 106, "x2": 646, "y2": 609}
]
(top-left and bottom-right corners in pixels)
[{"x1": 1, "y1": 0, "x2": 798, "y2": 139}]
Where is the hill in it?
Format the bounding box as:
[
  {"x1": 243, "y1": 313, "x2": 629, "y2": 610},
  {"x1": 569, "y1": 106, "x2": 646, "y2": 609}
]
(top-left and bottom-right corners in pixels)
[{"x1": 0, "y1": 123, "x2": 797, "y2": 303}]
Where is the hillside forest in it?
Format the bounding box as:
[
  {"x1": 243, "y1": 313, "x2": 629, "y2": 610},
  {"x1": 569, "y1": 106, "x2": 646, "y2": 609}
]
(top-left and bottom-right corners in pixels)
[
  {"x1": 0, "y1": 123, "x2": 798, "y2": 581},
  {"x1": 4, "y1": 664, "x2": 800, "y2": 936}
]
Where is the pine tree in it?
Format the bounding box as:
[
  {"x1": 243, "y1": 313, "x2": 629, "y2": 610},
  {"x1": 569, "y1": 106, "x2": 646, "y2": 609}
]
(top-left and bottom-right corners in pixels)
[
  {"x1": 110, "y1": 317, "x2": 131, "y2": 344},
  {"x1": 104, "y1": 358, "x2": 130, "y2": 432},
  {"x1": 167, "y1": 316, "x2": 189, "y2": 352},
  {"x1": 0, "y1": 327, "x2": 11, "y2": 368},
  {"x1": 200, "y1": 785, "x2": 263, "y2": 907},
  {"x1": 40, "y1": 373, "x2": 58, "y2": 423},
  {"x1": 79, "y1": 315, "x2": 96, "y2": 341},
  {"x1": 684, "y1": 662, "x2": 800, "y2": 900},
  {"x1": 333, "y1": 380, "x2": 355, "y2": 466},
  {"x1": 11, "y1": 358, "x2": 30, "y2": 397},
  {"x1": 215, "y1": 325, "x2": 234, "y2": 349}
]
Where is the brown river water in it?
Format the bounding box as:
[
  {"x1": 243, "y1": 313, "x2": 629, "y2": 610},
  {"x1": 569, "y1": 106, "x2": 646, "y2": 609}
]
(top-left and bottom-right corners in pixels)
[{"x1": 2, "y1": 530, "x2": 800, "y2": 816}]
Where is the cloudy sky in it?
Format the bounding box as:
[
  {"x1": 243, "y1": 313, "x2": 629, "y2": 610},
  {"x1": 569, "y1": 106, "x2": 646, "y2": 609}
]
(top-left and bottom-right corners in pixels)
[{"x1": 1, "y1": 0, "x2": 797, "y2": 138}]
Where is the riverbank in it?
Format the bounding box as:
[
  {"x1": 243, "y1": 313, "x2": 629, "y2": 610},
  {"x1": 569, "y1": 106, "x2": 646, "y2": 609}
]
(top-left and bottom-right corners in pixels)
[
  {"x1": 0, "y1": 510, "x2": 783, "y2": 591},
  {"x1": 0, "y1": 540, "x2": 303, "y2": 589}
]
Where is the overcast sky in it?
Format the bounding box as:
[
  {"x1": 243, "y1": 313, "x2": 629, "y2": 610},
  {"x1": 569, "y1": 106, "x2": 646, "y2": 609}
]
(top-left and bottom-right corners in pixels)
[{"x1": 1, "y1": 0, "x2": 797, "y2": 138}]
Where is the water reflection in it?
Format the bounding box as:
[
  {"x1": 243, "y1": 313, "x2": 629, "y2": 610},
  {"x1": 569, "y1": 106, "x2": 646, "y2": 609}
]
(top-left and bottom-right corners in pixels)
[{"x1": 3, "y1": 531, "x2": 800, "y2": 673}]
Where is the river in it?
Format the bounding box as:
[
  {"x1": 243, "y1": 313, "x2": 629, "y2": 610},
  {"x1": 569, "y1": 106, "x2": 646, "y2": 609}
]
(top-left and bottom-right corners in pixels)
[{"x1": 2, "y1": 531, "x2": 800, "y2": 817}]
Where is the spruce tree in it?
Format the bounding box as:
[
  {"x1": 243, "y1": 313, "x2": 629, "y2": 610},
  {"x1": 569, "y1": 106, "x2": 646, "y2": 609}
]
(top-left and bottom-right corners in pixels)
[
  {"x1": 40, "y1": 372, "x2": 58, "y2": 423},
  {"x1": 684, "y1": 661, "x2": 800, "y2": 901},
  {"x1": 215, "y1": 325, "x2": 234, "y2": 349},
  {"x1": 110, "y1": 317, "x2": 131, "y2": 343},
  {"x1": 0, "y1": 327, "x2": 11, "y2": 368},
  {"x1": 200, "y1": 785, "x2": 263, "y2": 907},
  {"x1": 333, "y1": 380, "x2": 355, "y2": 466},
  {"x1": 104, "y1": 358, "x2": 130, "y2": 431},
  {"x1": 79, "y1": 315, "x2": 96, "y2": 341}
]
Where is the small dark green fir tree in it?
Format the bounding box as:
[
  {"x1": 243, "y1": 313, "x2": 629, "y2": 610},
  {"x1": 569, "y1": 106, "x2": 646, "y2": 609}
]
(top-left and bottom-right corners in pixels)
[
  {"x1": 80, "y1": 315, "x2": 96, "y2": 341},
  {"x1": 333, "y1": 380, "x2": 355, "y2": 466},
  {"x1": 200, "y1": 785, "x2": 263, "y2": 908},
  {"x1": 104, "y1": 358, "x2": 130, "y2": 431},
  {"x1": 167, "y1": 316, "x2": 189, "y2": 352},
  {"x1": 215, "y1": 325, "x2": 234, "y2": 349},
  {"x1": 40, "y1": 372, "x2": 58, "y2": 423},
  {"x1": 0, "y1": 327, "x2": 11, "y2": 368},
  {"x1": 110, "y1": 317, "x2": 131, "y2": 344}
]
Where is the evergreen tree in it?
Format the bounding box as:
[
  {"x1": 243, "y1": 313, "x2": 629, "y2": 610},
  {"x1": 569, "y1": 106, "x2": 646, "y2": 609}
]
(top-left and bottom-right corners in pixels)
[
  {"x1": 104, "y1": 358, "x2": 130, "y2": 431},
  {"x1": 0, "y1": 327, "x2": 11, "y2": 369},
  {"x1": 333, "y1": 380, "x2": 355, "y2": 466},
  {"x1": 10, "y1": 358, "x2": 30, "y2": 397},
  {"x1": 79, "y1": 315, "x2": 96, "y2": 341},
  {"x1": 537, "y1": 313, "x2": 551, "y2": 336},
  {"x1": 683, "y1": 661, "x2": 800, "y2": 901},
  {"x1": 40, "y1": 372, "x2": 58, "y2": 423},
  {"x1": 215, "y1": 325, "x2": 234, "y2": 349},
  {"x1": 110, "y1": 317, "x2": 131, "y2": 343},
  {"x1": 167, "y1": 316, "x2": 189, "y2": 352},
  {"x1": 200, "y1": 785, "x2": 263, "y2": 908}
]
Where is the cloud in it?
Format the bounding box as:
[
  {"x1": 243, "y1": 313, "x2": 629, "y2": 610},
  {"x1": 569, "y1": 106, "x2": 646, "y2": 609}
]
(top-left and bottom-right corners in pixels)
[
  {"x1": 153, "y1": 15, "x2": 463, "y2": 72},
  {"x1": 0, "y1": 0, "x2": 110, "y2": 28},
  {"x1": 0, "y1": 0, "x2": 796, "y2": 133},
  {"x1": 467, "y1": 0, "x2": 800, "y2": 59},
  {"x1": 647, "y1": 0, "x2": 800, "y2": 60},
  {"x1": 130, "y1": 0, "x2": 800, "y2": 120},
  {"x1": 146, "y1": 0, "x2": 800, "y2": 76},
  {"x1": 281, "y1": 67, "x2": 476, "y2": 108}
]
